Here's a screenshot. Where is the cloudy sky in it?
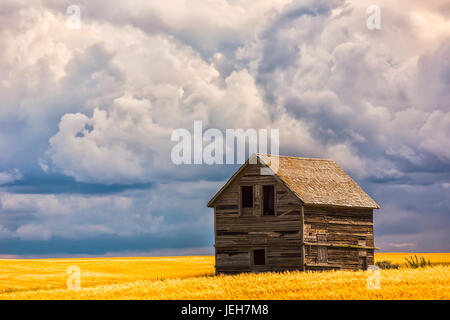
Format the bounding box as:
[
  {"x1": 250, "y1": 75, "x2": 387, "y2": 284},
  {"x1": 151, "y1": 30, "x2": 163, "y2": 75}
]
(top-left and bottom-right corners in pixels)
[{"x1": 0, "y1": 0, "x2": 449, "y2": 257}]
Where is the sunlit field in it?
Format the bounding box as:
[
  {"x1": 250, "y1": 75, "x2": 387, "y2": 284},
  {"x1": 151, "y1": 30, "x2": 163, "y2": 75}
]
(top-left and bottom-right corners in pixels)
[
  {"x1": 375, "y1": 253, "x2": 450, "y2": 266},
  {"x1": 0, "y1": 253, "x2": 449, "y2": 300}
]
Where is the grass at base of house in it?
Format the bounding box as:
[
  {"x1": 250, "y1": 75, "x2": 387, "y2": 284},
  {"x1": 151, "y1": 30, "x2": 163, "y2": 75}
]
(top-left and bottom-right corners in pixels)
[{"x1": 0, "y1": 253, "x2": 449, "y2": 299}]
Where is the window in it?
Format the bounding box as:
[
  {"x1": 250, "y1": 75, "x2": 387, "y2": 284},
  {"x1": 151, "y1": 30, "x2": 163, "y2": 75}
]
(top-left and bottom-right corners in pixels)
[
  {"x1": 241, "y1": 186, "x2": 253, "y2": 208},
  {"x1": 318, "y1": 247, "x2": 327, "y2": 264},
  {"x1": 360, "y1": 256, "x2": 368, "y2": 270},
  {"x1": 263, "y1": 185, "x2": 275, "y2": 215},
  {"x1": 253, "y1": 249, "x2": 265, "y2": 265}
]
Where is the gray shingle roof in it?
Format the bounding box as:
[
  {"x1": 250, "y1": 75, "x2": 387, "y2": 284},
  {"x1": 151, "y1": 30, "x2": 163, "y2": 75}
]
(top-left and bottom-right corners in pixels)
[{"x1": 208, "y1": 154, "x2": 380, "y2": 209}]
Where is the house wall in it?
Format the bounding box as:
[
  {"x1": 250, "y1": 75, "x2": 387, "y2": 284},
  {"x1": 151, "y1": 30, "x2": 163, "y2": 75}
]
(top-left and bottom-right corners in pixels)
[
  {"x1": 303, "y1": 206, "x2": 374, "y2": 270},
  {"x1": 214, "y1": 163, "x2": 303, "y2": 273}
]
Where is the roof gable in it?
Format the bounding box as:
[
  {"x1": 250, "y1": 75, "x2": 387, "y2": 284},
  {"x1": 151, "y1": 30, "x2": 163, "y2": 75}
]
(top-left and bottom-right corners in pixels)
[{"x1": 208, "y1": 154, "x2": 380, "y2": 209}]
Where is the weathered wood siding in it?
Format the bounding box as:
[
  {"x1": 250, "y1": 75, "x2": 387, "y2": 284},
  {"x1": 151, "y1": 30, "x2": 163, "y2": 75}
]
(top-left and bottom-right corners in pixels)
[
  {"x1": 303, "y1": 206, "x2": 374, "y2": 270},
  {"x1": 214, "y1": 163, "x2": 303, "y2": 273}
]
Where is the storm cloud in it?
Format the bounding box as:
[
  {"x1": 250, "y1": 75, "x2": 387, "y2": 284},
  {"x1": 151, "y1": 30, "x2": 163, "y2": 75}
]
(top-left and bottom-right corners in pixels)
[{"x1": 0, "y1": 0, "x2": 449, "y2": 255}]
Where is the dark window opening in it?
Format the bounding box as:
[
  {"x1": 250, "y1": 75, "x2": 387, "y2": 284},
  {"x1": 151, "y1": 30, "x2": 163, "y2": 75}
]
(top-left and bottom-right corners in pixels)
[
  {"x1": 361, "y1": 256, "x2": 368, "y2": 270},
  {"x1": 263, "y1": 185, "x2": 275, "y2": 215},
  {"x1": 253, "y1": 249, "x2": 265, "y2": 265},
  {"x1": 241, "y1": 186, "x2": 253, "y2": 208}
]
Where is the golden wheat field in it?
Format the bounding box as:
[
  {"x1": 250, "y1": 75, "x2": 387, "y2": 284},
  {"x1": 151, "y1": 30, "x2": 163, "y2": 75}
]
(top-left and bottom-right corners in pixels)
[{"x1": 0, "y1": 253, "x2": 449, "y2": 300}]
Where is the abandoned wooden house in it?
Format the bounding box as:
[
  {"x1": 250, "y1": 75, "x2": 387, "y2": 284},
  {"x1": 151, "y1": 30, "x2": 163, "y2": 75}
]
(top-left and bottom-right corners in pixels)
[{"x1": 207, "y1": 154, "x2": 380, "y2": 274}]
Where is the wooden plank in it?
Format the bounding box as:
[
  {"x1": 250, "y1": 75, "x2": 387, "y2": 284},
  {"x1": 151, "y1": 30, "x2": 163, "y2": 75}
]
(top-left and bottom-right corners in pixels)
[{"x1": 300, "y1": 205, "x2": 305, "y2": 271}]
